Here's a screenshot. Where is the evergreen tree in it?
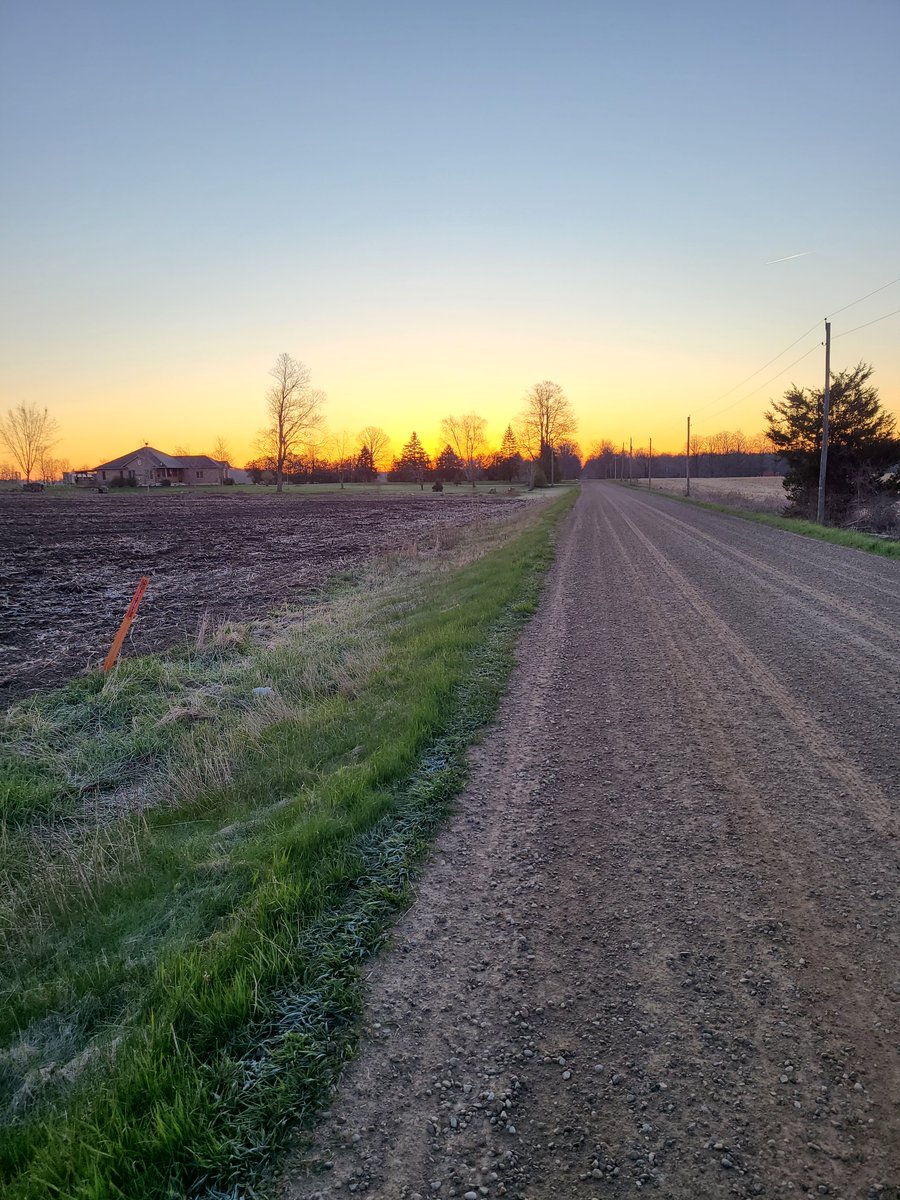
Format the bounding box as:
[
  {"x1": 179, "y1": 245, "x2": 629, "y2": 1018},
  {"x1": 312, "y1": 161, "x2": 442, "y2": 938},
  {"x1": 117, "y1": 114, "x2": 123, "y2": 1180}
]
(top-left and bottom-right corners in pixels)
[
  {"x1": 355, "y1": 444, "x2": 377, "y2": 482},
  {"x1": 497, "y1": 424, "x2": 522, "y2": 482},
  {"x1": 499, "y1": 425, "x2": 518, "y2": 460},
  {"x1": 434, "y1": 444, "x2": 465, "y2": 484},
  {"x1": 396, "y1": 431, "x2": 431, "y2": 489},
  {"x1": 766, "y1": 362, "x2": 898, "y2": 516}
]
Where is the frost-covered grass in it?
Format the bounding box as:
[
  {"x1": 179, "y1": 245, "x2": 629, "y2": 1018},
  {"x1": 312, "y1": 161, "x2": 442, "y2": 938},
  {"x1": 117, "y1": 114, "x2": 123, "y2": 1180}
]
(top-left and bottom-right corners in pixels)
[{"x1": 0, "y1": 489, "x2": 576, "y2": 1200}]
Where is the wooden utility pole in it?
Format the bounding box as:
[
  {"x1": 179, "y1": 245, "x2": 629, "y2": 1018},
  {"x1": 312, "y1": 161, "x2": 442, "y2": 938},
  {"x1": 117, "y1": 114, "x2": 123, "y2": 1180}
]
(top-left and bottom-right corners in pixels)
[
  {"x1": 816, "y1": 320, "x2": 832, "y2": 524},
  {"x1": 686, "y1": 415, "x2": 691, "y2": 496},
  {"x1": 648, "y1": 438, "x2": 653, "y2": 489},
  {"x1": 629, "y1": 437, "x2": 633, "y2": 484}
]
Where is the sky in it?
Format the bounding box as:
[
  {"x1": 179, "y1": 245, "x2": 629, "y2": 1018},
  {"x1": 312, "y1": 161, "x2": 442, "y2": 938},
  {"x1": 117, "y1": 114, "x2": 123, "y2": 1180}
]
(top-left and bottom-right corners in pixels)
[{"x1": 1, "y1": 0, "x2": 899, "y2": 469}]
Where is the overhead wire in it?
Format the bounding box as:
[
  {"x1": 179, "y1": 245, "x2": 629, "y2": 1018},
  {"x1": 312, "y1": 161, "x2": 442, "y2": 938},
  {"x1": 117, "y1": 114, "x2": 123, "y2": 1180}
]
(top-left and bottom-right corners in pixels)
[
  {"x1": 693, "y1": 320, "x2": 821, "y2": 414},
  {"x1": 826, "y1": 276, "x2": 900, "y2": 320},
  {"x1": 704, "y1": 343, "x2": 822, "y2": 422},
  {"x1": 696, "y1": 274, "x2": 900, "y2": 427},
  {"x1": 832, "y1": 306, "x2": 900, "y2": 340}
]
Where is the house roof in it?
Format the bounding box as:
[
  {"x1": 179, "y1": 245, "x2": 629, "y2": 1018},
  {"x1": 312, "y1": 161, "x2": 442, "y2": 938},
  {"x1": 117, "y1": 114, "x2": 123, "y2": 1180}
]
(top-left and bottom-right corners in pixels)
[
  {"x1": 94, "y1": 448, "x2": 221, "y2": 471},
  {"x1": 94, "y1": 447, "x2": 175, "y2": 471},
  {"x1": 174, "y1": 455, "x2": 222, "y2": 468}
]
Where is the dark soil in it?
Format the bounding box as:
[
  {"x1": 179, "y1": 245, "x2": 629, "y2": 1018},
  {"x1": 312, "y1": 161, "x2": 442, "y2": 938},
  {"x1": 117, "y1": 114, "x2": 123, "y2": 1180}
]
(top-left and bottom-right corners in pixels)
[{"x1": 2, "y1": 489, "x2": 523, "y2": 702}]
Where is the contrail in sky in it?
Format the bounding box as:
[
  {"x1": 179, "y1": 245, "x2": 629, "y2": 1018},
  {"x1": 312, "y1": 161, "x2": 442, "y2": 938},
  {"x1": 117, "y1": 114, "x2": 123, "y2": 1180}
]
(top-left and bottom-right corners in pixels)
[{"x1": 766, "y1": 251, "x2": 812, "y2": 265}]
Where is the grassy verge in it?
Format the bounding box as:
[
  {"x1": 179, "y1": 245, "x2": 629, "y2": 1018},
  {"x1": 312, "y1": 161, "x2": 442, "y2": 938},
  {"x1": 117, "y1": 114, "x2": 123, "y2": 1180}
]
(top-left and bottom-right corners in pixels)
[
  {"x1": 0, "y1": 488, "x2": 576, "y2": 1200},
  {"x1": 645, "y1": 488, "x2": 900, "y2": 560}
]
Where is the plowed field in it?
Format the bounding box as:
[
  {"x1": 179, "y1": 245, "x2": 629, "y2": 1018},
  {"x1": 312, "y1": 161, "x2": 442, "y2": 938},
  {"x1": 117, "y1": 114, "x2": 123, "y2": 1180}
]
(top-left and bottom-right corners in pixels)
[{"x1": 2, "y1": 490, "x2": 523, "y2": 702}]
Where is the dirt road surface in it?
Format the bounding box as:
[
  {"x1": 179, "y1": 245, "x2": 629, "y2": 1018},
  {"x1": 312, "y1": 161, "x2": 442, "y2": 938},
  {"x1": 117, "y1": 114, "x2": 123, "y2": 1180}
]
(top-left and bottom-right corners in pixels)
[{"x1": 282, "y1": 482, "x2": 900, "y2": 1200}]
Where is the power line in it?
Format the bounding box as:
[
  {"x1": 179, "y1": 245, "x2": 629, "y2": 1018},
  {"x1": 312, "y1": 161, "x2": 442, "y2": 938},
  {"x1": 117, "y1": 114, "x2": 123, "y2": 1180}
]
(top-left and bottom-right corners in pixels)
[
  {"x1": 827, "y1": 276, "x2": 900, "y2": 320},
  {"x1": 704, "y1": 303, "x2": 900, "y2": 425},
  {"x1": 833, "y1": 306, "x2": 900, "y2": 340},
  {"x1": 694, "y1": 320, "x2": 820, "y2": 414},
  {"x1": 704, "y1": 342, "x2": 821, "y2": 423},
  {"x1": 698, "y1": 273, "x2": 900, "y2": 419}
]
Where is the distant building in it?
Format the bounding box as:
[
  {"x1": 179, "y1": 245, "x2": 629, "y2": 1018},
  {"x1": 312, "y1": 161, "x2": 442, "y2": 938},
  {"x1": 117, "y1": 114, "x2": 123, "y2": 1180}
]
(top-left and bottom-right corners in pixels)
[{"x1": 93, "y1": 447, "x2": 227, "y2": 486}]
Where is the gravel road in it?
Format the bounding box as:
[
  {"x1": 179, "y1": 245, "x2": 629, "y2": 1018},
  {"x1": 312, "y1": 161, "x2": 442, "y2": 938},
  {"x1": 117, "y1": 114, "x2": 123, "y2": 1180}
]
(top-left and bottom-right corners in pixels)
[{"x1": 282, "y1": 482, "x2": 900, "y2": 1200}]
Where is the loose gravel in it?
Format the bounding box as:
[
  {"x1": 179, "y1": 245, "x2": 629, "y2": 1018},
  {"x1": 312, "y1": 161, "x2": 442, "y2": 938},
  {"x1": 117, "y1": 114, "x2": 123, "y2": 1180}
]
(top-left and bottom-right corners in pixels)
[{"x1": 280, "y1": 481, "x2": 900, "y2": 1200}]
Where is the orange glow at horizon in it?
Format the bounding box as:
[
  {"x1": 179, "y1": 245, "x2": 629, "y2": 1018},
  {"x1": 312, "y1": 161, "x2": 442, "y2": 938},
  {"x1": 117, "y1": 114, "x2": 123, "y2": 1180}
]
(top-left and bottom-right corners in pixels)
[
  {"x1": 47, "y1": 344, "x2": 900, "y2": 474},
  {"x1": 4, "y1": 5, "x2": 899, "y2": 484}
]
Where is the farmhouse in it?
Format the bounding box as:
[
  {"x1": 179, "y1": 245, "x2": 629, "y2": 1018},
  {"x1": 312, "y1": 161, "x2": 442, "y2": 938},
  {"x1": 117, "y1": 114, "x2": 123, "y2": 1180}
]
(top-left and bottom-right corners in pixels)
[{"x1": 93, "y1": 447, "x2": 226, "y2": 486}]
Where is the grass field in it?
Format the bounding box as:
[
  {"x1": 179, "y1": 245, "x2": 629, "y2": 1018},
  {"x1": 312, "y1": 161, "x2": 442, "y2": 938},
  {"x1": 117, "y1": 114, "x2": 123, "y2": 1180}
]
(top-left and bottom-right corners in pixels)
[
  {"x1": 0, "y1": 487, "x2": 576, "y2": 1199},
  {"x1": 643, "y1": 475, "x2": 786, "y2": 508},
  {"x1": 634, "y1": 477, "x2": 900, "y2": 559}
]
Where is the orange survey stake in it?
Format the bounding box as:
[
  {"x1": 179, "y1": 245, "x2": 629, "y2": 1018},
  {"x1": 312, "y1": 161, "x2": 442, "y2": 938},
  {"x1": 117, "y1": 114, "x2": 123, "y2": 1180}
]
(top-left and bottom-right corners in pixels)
[{"x1": 103, "y1": 576, "x2": 151, "y2": 672}]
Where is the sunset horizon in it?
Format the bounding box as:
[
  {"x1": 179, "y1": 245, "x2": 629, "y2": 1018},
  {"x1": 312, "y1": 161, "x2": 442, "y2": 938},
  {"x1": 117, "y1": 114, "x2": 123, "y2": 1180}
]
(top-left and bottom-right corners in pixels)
[
  {"x1": 15, "y1": 324, "x2": 900, "y2": 474},
  {"x1": 3, "y1": 2, "x2": 897, "y2": 475},
  {"x1": 3, "y1": 5, "x2": 899, "y2": 1194}
]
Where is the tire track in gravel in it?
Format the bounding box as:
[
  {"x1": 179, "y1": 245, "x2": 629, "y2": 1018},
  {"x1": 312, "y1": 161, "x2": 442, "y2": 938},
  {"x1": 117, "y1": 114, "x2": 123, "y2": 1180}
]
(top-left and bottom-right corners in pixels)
[
  {"x1": 738, "y1": 531, "x2": 900, "y2": 604},
  {"x1": 640, "y1": 500, "x2": 900, "y2": 657},
  {"x1": 281, "y1": 482, "x2": 900, "y2": 1200},
  {"x1": 646, "y1": 494, "x2": 900, "y2": 605},
  {"x1": 602, "y1": 487, "x2": 897, "y2": 839},
  {"x1": 591, "y1": 495, "x2": 900, "y2": 1145}
]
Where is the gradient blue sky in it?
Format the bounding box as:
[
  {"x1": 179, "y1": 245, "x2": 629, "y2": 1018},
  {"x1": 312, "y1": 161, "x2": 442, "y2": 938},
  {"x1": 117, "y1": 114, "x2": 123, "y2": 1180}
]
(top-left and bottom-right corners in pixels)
[{"x1": 1, "y1": 0, "x2": 898, "y2": 466}]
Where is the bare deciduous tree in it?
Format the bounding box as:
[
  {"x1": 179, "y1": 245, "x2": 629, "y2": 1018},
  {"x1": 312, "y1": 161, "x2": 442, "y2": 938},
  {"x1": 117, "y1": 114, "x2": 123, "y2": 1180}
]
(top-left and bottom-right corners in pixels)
[
  {"x1": 258, "y1": 353, "x2": 326, "y2": 494},
  {"x1": 518, "y1": 380, "x2": 577, "y2": 485},
  {"x1": 439, "y1": 412, "x2": 487, "y2": 488},
  {"x1": 38, "y1": 455, "x2": 70, "y2": 483},
  {"x1": 211, "y1": 436, "x2": 231, "y2": 466},
  {"x1": 329, "y1": 429, "x2": 355, "y2": 489},
  {"x1": 0, "y1": 403, "x2": 59, "y2": 483},
  {"x1": 357, "y1": 426, "x2": 391, "y2": 476},
  {"x1": 299, "y1": 428, "x2": 329, "y2": 481}
]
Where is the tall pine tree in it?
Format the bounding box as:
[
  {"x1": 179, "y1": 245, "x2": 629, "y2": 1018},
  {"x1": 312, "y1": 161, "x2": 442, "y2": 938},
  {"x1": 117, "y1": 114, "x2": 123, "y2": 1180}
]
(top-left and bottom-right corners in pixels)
[{"x1": 397, "y1": 431, "x2": 431, "y2": 489}]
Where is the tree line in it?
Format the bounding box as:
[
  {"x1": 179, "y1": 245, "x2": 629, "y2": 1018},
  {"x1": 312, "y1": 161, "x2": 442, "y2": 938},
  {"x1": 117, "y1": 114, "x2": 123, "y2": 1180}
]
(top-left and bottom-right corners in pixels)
[
  {"x1": 6, "y1": 354, "x2": 895, "y2": 525},
  {"x1": 247, "y1": 354, "x2": 582, "y2": 492},
  {"x1": 583, "y1": 430, "x2": 781, "y2": 480},
  {"x1": 245, "y1": 427, "x2": 583, "y2": 489},
  {"x1": 582, "y1": 362, "x2": 899, "y2": 526},
  {"x1": 0, "y1": 357, "x2": 581, "y2": 490}
]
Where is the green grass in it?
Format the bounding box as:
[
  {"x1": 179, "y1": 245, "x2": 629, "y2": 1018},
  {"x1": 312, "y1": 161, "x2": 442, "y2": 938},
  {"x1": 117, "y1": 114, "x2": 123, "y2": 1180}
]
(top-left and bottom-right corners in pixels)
[
  {"x1": 648, "y1": 489, "x2": 900, "y2": 559},
  {"x1": 0, "y1": 488, "x2": 576, "y2": 1200}
]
